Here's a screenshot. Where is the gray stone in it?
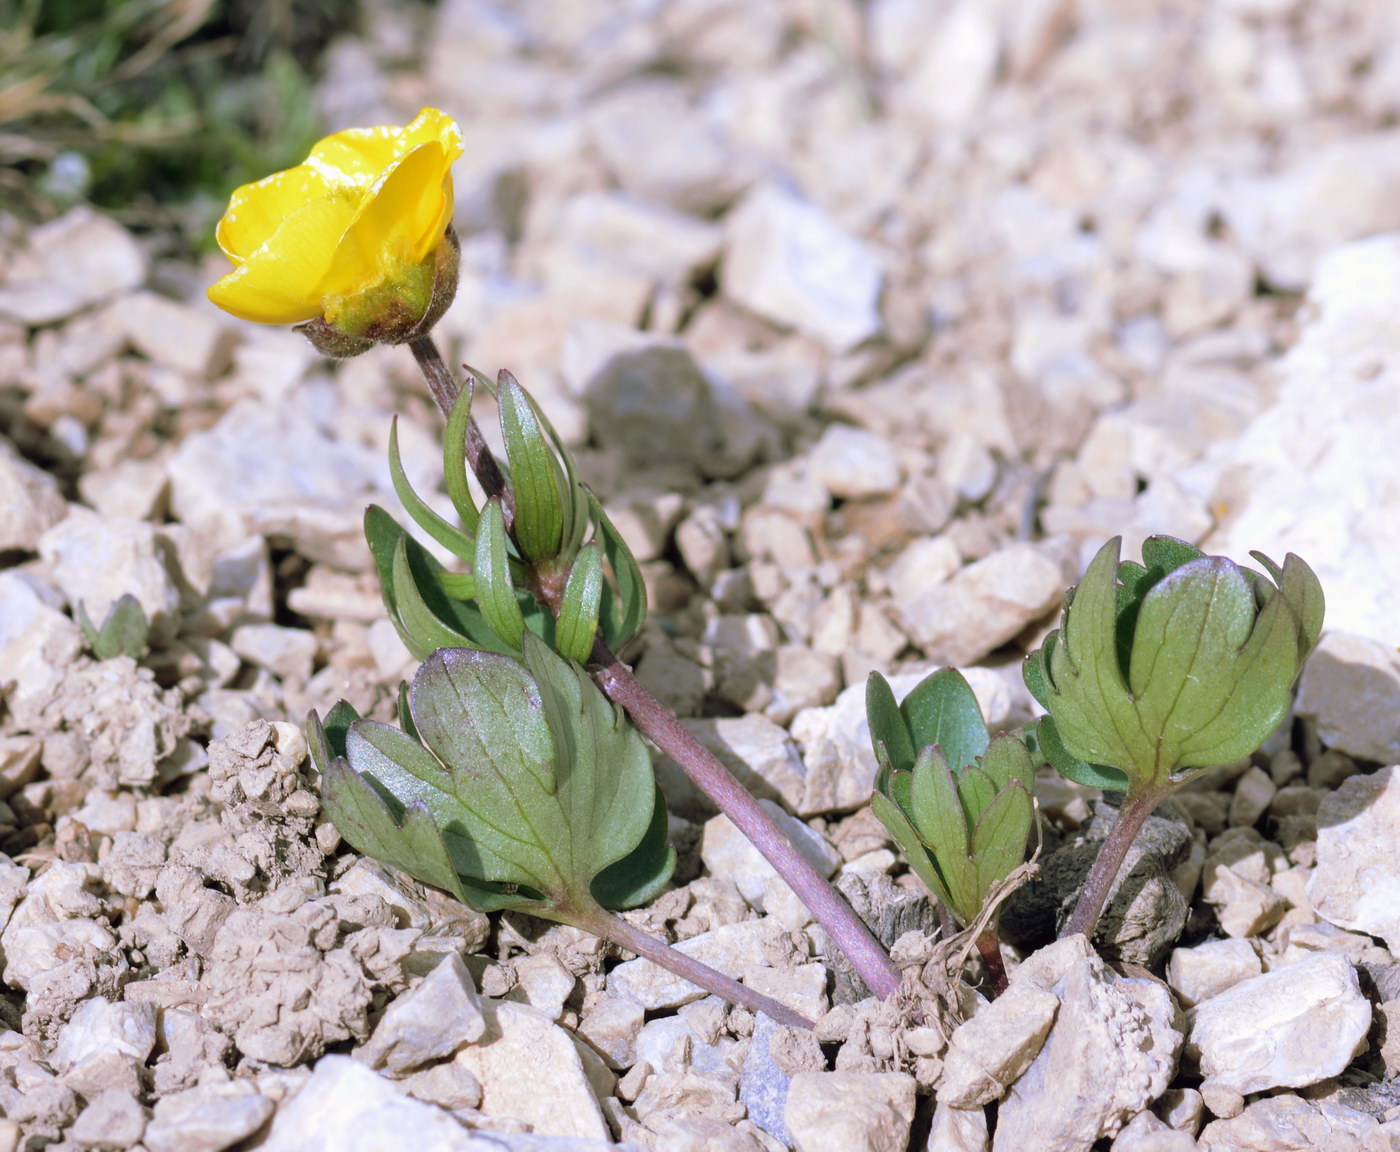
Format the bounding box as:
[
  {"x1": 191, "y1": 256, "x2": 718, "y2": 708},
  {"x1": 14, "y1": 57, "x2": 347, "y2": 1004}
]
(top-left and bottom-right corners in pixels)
[
  {"x1": 1187, "y1": 951, "x2": 1370, "y2": 1095},
  {"x1": 1309, "y1": 765, "x2": 1400, "y2": 952},
  {"x1": 741, "y1": 1014, "x2": 825, "y2": 1146},
  {"x1": 566, "y1": 322, "x2": 723, "y2": 471},
  {"x1": 722, "y1": 183, "x2": 884, "y2": 352}
]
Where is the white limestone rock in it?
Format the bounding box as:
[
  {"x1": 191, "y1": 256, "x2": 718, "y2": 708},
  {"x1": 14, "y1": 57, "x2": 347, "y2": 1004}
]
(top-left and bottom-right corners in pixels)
[
  {"x1": 1221, "y1": 133, "x2": 1400, "y2": 291},
  {"x1": 1295, "y1": 632, "x2": 1400, "y2": 765},
  {"x1": 143, "y1": 1080, "x2": 274, "y2": 1152},
  {"x1": 39, "y1": 508, "x2": 182, "y2": 647},
  {"x1": 1196, "y1": 235, "x2": 1400, "y2": 645},
  {"x1": 0, "y1": 208, "x2": 147, "y2": 325},
  {"x1": 1165, "y1": 938, "x2": 1262, "y2": 1007},
  {"x1": 167, "y1": 398, "x2": 383, "y2": 568},
  {"x1": 1309, "y1": 765, "x2": 1400, "y2": 951},
  {"x1": 253, "y1": 1056, "x2": 482, "y2": 1152},
  {"x1": 700, "y1": 800, "x2": 840, "y2": 911},
  {"x1": 807, "y1": 424, "x2": 903, "y2": 500},
  {"x1": 607, "y1": 918, "x2": 797, "y2": 1012},
  {"x1": 894, "y1": 542, "x2": 1069, "y2": 666},
  {"x1": 356, "y1": 952, "x2": 486, "y2": 1077},
  {"x1": 992, "y1": 951, "x2": 1181, "y2": 1151},
  {"x1": 722, "y1": 183, "x2": 884, "y2": 352},
  {"x1": 0, "y1": 437, "x2": 67, "y2": 553},
  {"x1": 938, "y1": 984, "x2": 1060, "y2": 1108},
  {"x1": 453, "y1": 999, "x2": 610, "y2": 1142},
  {"x1": 1186, "y1": 951, "x2": 1370, "y2": 1095},
  {"x1": 784, "y1": 1071, "x2": 917, "y2": 1152},
  {"x1": 0, "y1": 571, "x2": 85, "y2": 714}
]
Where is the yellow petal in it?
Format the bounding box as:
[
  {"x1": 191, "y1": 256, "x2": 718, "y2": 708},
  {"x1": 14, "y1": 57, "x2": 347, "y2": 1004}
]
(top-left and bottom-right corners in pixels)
[
  {"x1": 305, "y1": 108, "x2": 462, "y2": 198},
  {"x1": 207, "y1": 196, "x2": 353, "y2": 324},
  {"x1": 317, "y1": 140, "x2": 453, "y2": 299},
  {"x1": 215, "y1": 165, "x2": 336, "y2": 263}
]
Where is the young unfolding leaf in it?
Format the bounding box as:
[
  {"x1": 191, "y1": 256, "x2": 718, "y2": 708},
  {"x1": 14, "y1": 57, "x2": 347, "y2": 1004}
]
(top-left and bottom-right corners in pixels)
[
  {"x1": 473, "y1": 499, "x2": 526, "y2": 650},
  {"x1": 1024, "y1": 535, "x2": 1325, "y2": 791},
  {"x1": 867, "y1": 668, "x2": 1035, "y2": 928},
  {"x1": 556, "y1": 544, "x2": 604, "y2": 665},
  {"x1": 313, "y1": 633, "x2": 676, "y2": 921},
  {"x1": 77, "y1": 593, "x2": 150, "y2": 661},
  {"x1": 1023, "y1": 534, "x2": 1325, "y2": 940},
  {"x1": 499, "y1": 374, "x2": 564, "y2": 564}
]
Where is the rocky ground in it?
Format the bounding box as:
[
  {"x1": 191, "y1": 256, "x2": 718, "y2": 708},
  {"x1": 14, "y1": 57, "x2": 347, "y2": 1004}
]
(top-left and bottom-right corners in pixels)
[{"x1": 3, "y1": 0, "x2": 1400, "y2": 1149}]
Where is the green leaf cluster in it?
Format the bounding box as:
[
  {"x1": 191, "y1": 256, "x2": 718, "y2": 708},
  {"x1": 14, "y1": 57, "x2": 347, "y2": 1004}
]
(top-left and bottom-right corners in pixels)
[
  {"x1": 310, "y1": 633, "x2": 675, "y2": 918},
  {"x1": 372, "y1": 370, "x2": 646, "y2": 665},
  {"x1": 1023, "y1": 536, "x2": 1325, "y2": 792},
  {"x1": 867, "y1": 669, "x2": 1035, "y2": 927},
  {"x1": 76, "y1": 593, "x2": 149, "y2": 661}
]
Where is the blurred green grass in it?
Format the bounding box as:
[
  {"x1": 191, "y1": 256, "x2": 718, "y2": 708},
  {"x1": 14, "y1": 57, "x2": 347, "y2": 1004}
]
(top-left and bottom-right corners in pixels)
[{"x1": 1, "y1": 0, "x2": 359, "y2": 251}]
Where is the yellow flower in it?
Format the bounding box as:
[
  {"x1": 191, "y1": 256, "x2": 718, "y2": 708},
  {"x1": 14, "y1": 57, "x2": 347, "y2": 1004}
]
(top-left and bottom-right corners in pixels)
[{"x1": 208, "y1": 107, "x2": 463, "y2": 353}]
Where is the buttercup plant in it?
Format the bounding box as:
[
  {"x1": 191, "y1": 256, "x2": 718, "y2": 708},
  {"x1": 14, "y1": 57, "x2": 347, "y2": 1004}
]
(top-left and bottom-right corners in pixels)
[
  {"x1": 311, "y1": 634, "x2": 810, "y2": 1028},
  {"x1": 867, "y1": 669, "x2": 1036, "y2": 994},
  {"x1": 208, "y1": 107, "x2": 902, "y2": 1010},
  {"x1": 1024, "y1": 535, "x2": 1324, "y2": 939}
]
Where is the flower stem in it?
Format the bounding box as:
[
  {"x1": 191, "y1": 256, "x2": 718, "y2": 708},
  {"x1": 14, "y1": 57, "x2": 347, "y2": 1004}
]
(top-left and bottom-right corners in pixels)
[
  {"x1": 406, "y1": 336, "x2": 902, "y2": 1001},
  {"x1": 408, "y1": 337, "x2": 513, "y2": 523},
  {"x1": 1063, "y1": 786, "x2": 1172, "y2": 940},
  {"x1": 590, "y1": 642, "x2": 902, "y2": 1000},
  {"x1": 572, "y1": 902, "x2": 814, "y2": 1030},
  {"x1": 973, "y1": 928, "x2": 1008, "y2": 997}
]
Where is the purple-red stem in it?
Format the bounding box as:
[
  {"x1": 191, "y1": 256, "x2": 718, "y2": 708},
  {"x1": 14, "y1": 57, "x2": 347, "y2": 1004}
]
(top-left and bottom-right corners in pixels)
[
  {"x1": 408, "y1": 336, "x2": 902, "y2": 1000},
  {"x1": 1064, "y1": 786, "x2": 1171, "y2": 939},
  {"x1": 974, "y1": 928, "x2": 1008, "y2": 997},
  {"x1": 575, "y1": 903, "x2": 814, "y2": 1030},
  {"x1": 591, "y1": 642, "x2": 902, "y2": 999}
]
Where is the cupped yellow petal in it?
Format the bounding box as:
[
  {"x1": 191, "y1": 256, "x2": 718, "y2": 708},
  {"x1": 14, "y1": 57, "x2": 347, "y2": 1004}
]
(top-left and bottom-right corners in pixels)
[
  {"x1": 317, "y1": 140, "x2": 453, "y2": 299},
  {"x1": 215, "y1": 165, "x2": 337, "y2": 263},
  {"x1": 305, "y1": 108, "x2": 462, "y2": 197},
  {"x1": 207, "y1": 196, "x2": 354, "y2": 324}
]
